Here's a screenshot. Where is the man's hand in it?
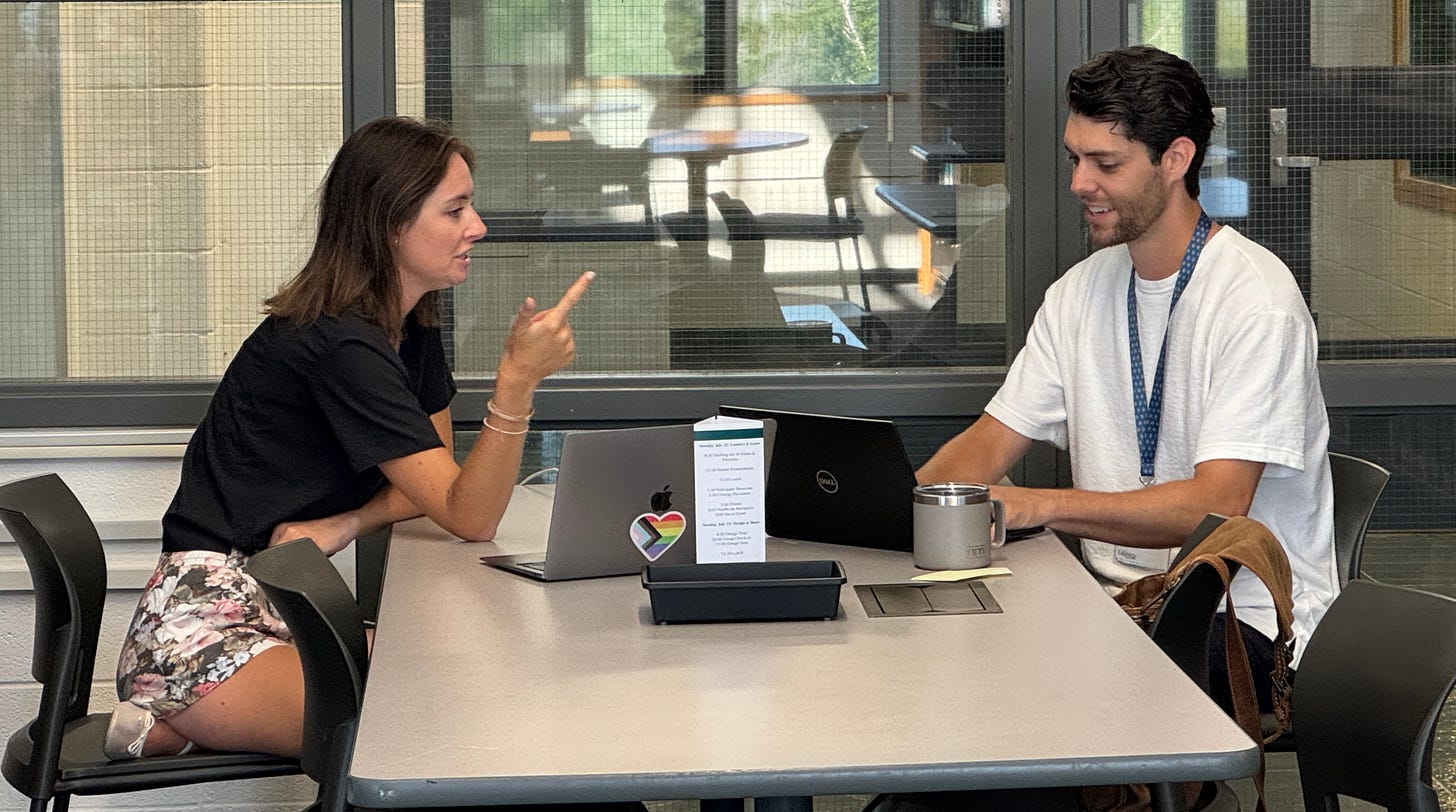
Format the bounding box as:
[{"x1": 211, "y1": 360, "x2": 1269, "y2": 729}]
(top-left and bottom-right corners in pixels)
[
  {"x1": 986, "y1": 484, "x2": 1052, "y2": 530},
  {"x1": 270, "y1": 512, "x2": 363, "y2": 556}
]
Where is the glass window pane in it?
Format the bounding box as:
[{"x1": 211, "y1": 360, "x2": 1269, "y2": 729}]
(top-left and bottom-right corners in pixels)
[
  {"x1": 406, "y1": 0, "x2": 1011, "y2": 376},
  {"x1": 590, "y1": 0, "x2": 704, "y2": 77},
  {"x1": 1130, "y1": 0, "x2": 1456, "y2": 528},
  {"x1": 0, "y1": 1, "x2": 342, "y2": 382},
  {"x1": 737, "y1": 0, "x2": 880, "y2": 88}
]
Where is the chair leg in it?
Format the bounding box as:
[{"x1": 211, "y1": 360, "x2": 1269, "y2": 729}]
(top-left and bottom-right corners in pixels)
[
  {"x1": 832, "y1": 239, "x2": 851, "y2": 302},
  {"x1": 850, "y1": 235, "x2": 870, "y2": 312},
  {"x1": 35, "y1": 795, "x2": 55, "y2": 812}
]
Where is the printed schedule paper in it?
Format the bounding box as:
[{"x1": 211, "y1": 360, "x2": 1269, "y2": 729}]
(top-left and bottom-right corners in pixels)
[{"x1": 692, "y1": 415, "x2": 766, "y2": 563}]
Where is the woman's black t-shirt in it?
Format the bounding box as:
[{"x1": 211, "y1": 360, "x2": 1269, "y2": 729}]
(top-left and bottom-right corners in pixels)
[{"x1": 162, "y1": 313, "x2": 456, "y2": 556}]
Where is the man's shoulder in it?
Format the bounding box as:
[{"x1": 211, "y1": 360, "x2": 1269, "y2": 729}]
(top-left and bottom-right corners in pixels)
[
  {"x1": 1209, "y1": 225, "x2": 1287, "y2": 270},
  {"x1": 1201, "y1": 227, "x2": 1308, "y2": 308},
  {"x1": 1042, "y1": 245, "x2": 1131, "y2": 310}
]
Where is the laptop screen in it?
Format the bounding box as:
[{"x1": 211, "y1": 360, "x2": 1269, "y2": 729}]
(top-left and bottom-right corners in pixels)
[{"x1": 719, "y1": 406, "x2": 915, "y2": 552}]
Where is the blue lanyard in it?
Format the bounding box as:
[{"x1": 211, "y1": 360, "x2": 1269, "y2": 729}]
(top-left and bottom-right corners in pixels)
[{"x1": 1127, "y1": 211, "x2": 1213, "y2": 485}]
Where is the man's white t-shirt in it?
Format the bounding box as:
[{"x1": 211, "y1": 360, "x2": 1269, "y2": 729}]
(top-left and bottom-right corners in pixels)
[{"x1": 985, "y1": 226, "x2": 1337, "y2": 667}]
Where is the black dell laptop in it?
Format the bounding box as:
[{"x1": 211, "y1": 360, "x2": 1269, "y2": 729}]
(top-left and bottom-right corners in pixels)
[{"x1": 719, "y1": 406, "x2": 915, "y2": 552}]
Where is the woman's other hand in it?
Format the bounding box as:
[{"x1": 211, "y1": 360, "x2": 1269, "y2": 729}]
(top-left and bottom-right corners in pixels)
[
  {"x1": 270, "y1": 512, "x2": 363, "y2": 556},
  {"x1": 498, "y1": 271, "x2": 595, "y2": 386}
]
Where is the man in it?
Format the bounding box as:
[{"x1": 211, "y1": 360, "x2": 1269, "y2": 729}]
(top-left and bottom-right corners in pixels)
[{"x1": 920, "y1": 45, "x2": 1336, "y2": 712}]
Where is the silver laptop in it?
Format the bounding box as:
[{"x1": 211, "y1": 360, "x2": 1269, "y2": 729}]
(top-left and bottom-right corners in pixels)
[{"x1": 481, "y1": 424, "x2": 698, "y2": 581}]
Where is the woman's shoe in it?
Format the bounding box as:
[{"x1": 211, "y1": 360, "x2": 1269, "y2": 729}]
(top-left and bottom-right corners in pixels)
[{"x1": 102, "y1": 701, "x2": 155, "y2": 760}]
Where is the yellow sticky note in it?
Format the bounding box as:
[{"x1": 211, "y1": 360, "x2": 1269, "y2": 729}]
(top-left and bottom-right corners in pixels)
[{"x1": 911, "y1": 566, "x2": 1012, "y2": 583}]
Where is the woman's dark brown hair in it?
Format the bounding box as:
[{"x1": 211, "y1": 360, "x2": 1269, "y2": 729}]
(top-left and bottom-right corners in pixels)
[{"x1": 264, "y1": 116, "x2": 475, "y2": 345}]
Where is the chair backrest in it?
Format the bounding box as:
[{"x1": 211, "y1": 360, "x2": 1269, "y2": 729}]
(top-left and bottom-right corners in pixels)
[
  {"x1": 1147, "y1": 559, "x2": 1233, "y2": 696},
  {"x1": 353, "y1": 525, "x2": 392, "y2": 628},
  {"x1": 1328, "y1": 451, "x2": 1391, "y2": 586},
  {"x1": 1291, "y1": 580, "x2": 1456, "y2": 812},
  {"x1": 822, "y1": 124, "x2": 870, "y2": 214},
  {"x1": 710, "y1": 190, "x2": 766, "y2": 245},
  {"x1": 245, "y1": 539, "x2": 369, "y2": 811},
  {"x1": 0, "y1": 473, "x2": 107, "y2": 796},
  {"x1": 1169, "y1": 513, "x2": 1230, "y2": 570}
]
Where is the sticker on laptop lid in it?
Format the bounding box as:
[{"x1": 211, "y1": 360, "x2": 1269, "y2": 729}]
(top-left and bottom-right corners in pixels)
[{"x1": 630, "y1": 504, "x2": 687, "y2": 561}]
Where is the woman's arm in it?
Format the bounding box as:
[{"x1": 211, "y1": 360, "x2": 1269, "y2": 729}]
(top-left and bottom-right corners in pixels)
[
  {"x1": 270, "y1": 406, "x2": 457, "y2": 555},
  {"x1": 378, "y1": 272, "x2": 593, "y2": 541}
]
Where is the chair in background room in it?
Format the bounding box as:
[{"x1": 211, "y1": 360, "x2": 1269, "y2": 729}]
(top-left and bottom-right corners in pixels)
[
  {"x1": 1327, "y1": 451, "x2": 1391, "y2": 586},
  {"x1": 1290, "y1": 580, "x2": 1456, "y2": 812},
  {"x1": 0, "y1": 473, "x2": 299, "y2": 812},
  {"x1": 667, "y1": 192, "x2": 867, "y2": 371},
  {"x1": 708, "y1": 191, "x2": 793, "y2": 323},
  {"x1": 753, "y1": 124, "x2": 872, "y2": 311}
]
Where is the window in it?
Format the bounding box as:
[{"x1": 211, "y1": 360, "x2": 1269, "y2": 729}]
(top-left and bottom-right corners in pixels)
[
  {"x1": 0, "y1": 0, "x2": 342, "y2": 383},
  {"x1": 736, "y1": 0, "x2": 880, "y2": 88}
]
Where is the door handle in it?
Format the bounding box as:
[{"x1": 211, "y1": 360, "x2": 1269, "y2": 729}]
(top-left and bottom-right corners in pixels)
[{"x1": 1270, "y1": 108, "x2": 1321, "y2": 187}]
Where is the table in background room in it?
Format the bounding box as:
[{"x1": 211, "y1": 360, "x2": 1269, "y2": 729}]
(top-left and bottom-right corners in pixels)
[{"x1": 647, "y1": 128, "x2": 809, "y2": 243}]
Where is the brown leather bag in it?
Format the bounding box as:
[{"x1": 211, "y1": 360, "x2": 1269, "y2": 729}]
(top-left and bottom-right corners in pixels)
[{"x1": 1080, "y1": 517, "x2": 1297, "y2": 812}]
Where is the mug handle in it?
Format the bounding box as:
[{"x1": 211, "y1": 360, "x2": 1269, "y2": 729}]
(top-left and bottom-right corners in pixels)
[{"x1": 988, "y1": 498, "x2": 1007, "y2": 548}]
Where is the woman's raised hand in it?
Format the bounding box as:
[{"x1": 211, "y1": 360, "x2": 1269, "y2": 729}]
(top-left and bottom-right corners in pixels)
[{"x1": 498, "y1": 271, "x2": 595, "y2": 386}]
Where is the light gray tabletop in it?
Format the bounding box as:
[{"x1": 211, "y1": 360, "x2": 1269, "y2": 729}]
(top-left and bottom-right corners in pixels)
[{"x1": 349, "y1": 485, "x2": 1258, "y2": 807}]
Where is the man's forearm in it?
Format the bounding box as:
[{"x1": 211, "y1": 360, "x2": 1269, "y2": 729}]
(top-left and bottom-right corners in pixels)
[
  {"x1": 997, "y1": 459, "x2": 1264, "y2": 548},
  {"x1": 917, "y1": 415, "x2": 1031, "y2": 486}
]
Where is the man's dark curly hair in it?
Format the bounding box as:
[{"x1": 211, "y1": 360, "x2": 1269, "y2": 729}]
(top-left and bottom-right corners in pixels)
[{"x1": 1067, "y1": 46, "x2": 1214, "y2": 199}]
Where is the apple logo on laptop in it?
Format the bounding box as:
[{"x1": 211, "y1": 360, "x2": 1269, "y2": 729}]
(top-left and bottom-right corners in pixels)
[{"x1": 630, "y1": 485, "x2": 687, "y2": 561}]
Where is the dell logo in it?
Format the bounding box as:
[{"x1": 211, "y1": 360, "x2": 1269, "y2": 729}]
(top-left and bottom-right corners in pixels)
[{"x1": 815, "y1": 469, "x2": 839, "y2": 493}]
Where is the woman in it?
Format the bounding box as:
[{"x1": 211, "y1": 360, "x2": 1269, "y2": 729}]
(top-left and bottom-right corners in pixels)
[{"x1": 108, "y1": 117, "x2": 593, "y2": 759}]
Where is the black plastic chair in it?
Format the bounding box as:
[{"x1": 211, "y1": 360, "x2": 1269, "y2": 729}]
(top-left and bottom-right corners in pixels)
[
  {"x1": 353, "y1": 525, "x2": 392, "y2": 629},
  {"x1": 1291, "y1": 580, "x2": 1456, "y2": 812},
  {"x1": 1260, "y1": 452, "x2": 1391, "y2": 751},
  {"x1": 1147, "y1": 545, "x2": 1243, "y2": 812},
  {"x1": 1328, "y1": 451, "x2": 1391, "y2": 586},
  {"x1": 246, "y1": 539, "x2": 369, "y2": 812},
  {"x1": 0, "y1": 473, "x2": 300, "y2": 812},
  {"x1": 753, "y1": 125, "x2": 872, "y2": 310}
]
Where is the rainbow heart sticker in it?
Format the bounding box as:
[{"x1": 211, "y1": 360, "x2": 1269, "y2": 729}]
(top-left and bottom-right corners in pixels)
[{"x1": 629, "y1": 511, "x2": 686, "y2": 561}]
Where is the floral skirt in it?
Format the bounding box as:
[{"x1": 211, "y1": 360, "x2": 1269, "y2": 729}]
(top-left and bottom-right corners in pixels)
[{"x1": 116, "y1": 549, "x2": 293, "y2": 717}]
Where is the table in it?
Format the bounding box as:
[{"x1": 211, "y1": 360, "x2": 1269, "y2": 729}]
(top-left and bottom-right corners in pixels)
[
  {"x1": 646, "y1": 129, "x2": 809, "y2": 237},
  {"x1": 910, "y1": 142, "x2": 1004, "y2": 183},
  {"x1": 532, "y1": 100, "x2": 640, "y2": 128},
  {"x1": 876, "y1": 182, "x2": 1008, "y2": 296},
  {"x1": 350, "y1": 486, "x2": 1258, "y2": 808}
]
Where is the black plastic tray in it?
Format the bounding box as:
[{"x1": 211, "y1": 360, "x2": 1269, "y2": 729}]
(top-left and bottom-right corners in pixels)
[{"x1": 641, "y1": 560, "x2": 846, "y2": 624}]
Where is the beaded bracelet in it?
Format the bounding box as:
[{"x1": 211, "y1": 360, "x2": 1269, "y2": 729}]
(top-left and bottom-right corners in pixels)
[
  {"x1": 486, "y1": 399, "x2": 534, "y2": 423},
  {"x1": 482, "y1": 417, "x2": 529, "y2": 436}
]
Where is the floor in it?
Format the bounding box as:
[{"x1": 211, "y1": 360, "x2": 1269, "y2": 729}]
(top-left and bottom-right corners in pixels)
[{"x1": 644, "y1": 531, "x2": 1456, "y2": 812}]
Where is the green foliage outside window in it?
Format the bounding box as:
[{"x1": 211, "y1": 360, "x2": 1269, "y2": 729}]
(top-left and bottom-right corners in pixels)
[{"x1": 738, "y1": 0, "x2": 879, "y2": 87}]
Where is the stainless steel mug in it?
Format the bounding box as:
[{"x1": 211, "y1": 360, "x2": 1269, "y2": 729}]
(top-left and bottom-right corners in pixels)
[{"x1": 912, "y1": 483, "x2": 1007, "y2": 570}]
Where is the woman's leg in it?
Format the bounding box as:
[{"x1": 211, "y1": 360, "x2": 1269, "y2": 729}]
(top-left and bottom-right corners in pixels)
[{"x1": 161, "y1": 645, "x2": 305, "y2": 757}]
